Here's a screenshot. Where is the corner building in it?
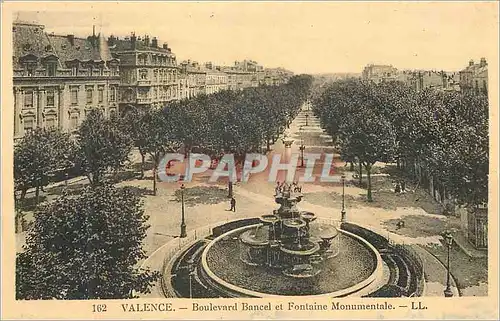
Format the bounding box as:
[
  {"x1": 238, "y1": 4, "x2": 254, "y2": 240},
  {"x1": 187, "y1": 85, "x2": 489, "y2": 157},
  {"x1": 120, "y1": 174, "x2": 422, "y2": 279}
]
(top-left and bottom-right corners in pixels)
[
  {"x1": 109, "y1": 34, "x2": 179, "y2": 112},
  {"x1": 13, "y1": 21, "x2": 120, "y2": 140}
]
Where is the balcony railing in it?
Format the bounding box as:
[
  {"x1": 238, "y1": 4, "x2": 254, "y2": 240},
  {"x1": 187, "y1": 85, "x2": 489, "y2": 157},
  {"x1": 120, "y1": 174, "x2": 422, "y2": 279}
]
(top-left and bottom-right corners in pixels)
[
  {"x1": 137, "y1": 79, "x2": 152, "y2": 86},
  {"x1": 13, "y1": 68, "x2": 119, "y2": 78},
  {"x1": 137, "y1": 97, "x2": 152, "y2": 104}
]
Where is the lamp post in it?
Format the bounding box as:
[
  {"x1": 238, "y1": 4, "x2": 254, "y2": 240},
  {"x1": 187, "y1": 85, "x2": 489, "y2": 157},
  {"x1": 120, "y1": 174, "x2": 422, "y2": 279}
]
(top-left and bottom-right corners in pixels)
[
  {"x1": 299, "y1": 126, "x2": 305, "y2": 168},
  {"x1": 341, "y1": 174, "x2": 347, "y2": 222},
  {"x1": 443, "y1": 231, "x2": 453, "y2": 297},
  {"x1": 180, "y1": 184, "x2": 187, "y2": 238},
  {"x1": 186, "y1": 257, "x2": 195, "y2": 298},
  {"x1": 305, "y1": 113, "x2": 309, "y2": 127}
]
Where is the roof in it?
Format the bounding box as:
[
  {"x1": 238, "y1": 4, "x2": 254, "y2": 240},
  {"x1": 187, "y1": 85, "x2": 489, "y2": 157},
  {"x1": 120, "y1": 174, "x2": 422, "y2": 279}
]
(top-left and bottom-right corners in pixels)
[
  {"x1": 461, "y1": 63, "x2": 488, "y2": 77},
  {"x1": 110, "y1": 38, "x2": 175, "y2": 57},
  {"x1": 12, "y1": 22, "x2": 55, "y2": 68},
  {"x1": 13, "y1": 21, "x2": 117, "y2": 69}
]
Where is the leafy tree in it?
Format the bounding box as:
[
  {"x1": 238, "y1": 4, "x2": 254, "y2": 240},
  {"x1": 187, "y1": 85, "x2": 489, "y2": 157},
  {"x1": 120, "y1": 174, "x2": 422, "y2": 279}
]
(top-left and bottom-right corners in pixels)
[
  {"x1": 14, "y1": 128, "x2": 75, "y2": 204},
  {"x1": 339, "y1": 104, "x2": 396, "y2": 201},
  {"x1": 120, "y1": 106, "x2": 151, "y2": 179},
  {"x1": 16, "y1": 184, "x2": 159, "y2": 299},
  {"x1": 77, "y1": 109, "x2": 133, "y2": 186},
  {"x1": 144, "y1": 108, "x2": 180, "y2": 195}
]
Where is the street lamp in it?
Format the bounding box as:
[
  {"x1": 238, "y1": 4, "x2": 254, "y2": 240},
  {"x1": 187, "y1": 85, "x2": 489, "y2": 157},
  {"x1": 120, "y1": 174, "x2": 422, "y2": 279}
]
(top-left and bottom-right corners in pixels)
[
  {"x1": 299, "y1": 126, "x2": 305, "y2": 168},
  {"x1": 443, "y1": 231, "x2": 453, "y2": 297},
  {"x1": 186, "y1": 257, "x2": 195, "y2": 298},
  {"x1": 305, "y1": 113, "x2": 309, "y2": 127},
  {"x1": 180, "y1": 184, "x2": 187, "y2": 238},
  {"x1": 341, "y1": 174, "x2": 347, "y2": 222}
]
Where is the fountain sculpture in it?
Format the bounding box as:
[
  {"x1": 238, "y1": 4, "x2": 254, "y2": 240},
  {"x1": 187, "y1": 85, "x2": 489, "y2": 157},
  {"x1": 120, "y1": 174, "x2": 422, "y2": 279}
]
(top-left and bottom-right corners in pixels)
[{"x1": 239, "y1": 183, "x2": 339, "y2": 278}]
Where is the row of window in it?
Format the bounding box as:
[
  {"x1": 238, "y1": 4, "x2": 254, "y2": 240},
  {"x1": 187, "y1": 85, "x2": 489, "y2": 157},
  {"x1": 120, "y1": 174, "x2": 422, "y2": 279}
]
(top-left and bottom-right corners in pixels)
[
  {"x1": 22, "y1": 109, "x2": 118, "y2": 133},
  {"x1": 137, "y1": 54, "x2": 175, "y2": 66},
  {"x1": 21, "y1": 87, "x2": 118, "y2": 108},
  {"x1": 139, "y1": 69, "x2": 178, "y2": 82},
  {"x1": 22, "y1": 62, "x2": 118, "y2": 77}
]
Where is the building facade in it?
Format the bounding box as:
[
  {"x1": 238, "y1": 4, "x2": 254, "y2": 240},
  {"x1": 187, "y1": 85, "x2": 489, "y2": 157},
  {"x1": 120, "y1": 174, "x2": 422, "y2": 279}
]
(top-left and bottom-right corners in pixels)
[
  {"x1": 459, "y1": 58, "x2": 488, "y2": 95},
  {"x1": 179, "y1": 60, "x2": 206, "y2": 98},
  {"x1": 109, "y1": 34, "x2": 179, "y2": 111},
  {"x1": 204, "y1": 63, "x2": 228, "y2": 95},
  {"x1": 397, "y1": 70, "x2": 460, "y2": 92},
  {"x1": 13, "y1": 21, "x2": 120, "y2": 140},
  {"x1": 362, "y1": 64, "x2": 399, "y2": 83}
]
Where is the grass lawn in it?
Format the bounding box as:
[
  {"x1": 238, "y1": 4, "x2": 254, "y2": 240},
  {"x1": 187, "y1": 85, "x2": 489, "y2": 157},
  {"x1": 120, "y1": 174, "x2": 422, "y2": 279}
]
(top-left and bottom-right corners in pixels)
[
  {"x1": 382, "y1": 214, "x2": 460, "y2": 238},
  {"x1": 423, "y1": 241, "x2": 488, "y2": 294}
]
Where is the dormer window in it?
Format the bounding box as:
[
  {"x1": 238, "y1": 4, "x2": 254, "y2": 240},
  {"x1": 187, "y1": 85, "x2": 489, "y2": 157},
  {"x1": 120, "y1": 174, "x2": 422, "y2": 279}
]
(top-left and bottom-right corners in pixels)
[
  {"x1": 45, "y1": 45, "x2": 51, "y2": 52},
  {"x1": 47, "y1": 62, "x2": 57, "y2": 76},
  {"x1": 25, "y1": 63, "x2": 36, "y2": 76}
]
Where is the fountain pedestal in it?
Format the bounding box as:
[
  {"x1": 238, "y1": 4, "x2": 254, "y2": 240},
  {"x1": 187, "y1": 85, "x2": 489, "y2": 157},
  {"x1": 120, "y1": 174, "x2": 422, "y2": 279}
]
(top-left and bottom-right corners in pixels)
[{"x1": 239, "y1": 184, "x2": 339, "y2": 277}]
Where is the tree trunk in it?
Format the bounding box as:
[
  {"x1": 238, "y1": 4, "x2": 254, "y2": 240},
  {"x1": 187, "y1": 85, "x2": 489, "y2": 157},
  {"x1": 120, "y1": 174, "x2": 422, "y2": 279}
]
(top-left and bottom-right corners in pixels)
[
  {"x1": 366, "y1": 164, "x2": 373, "y2": 202},
  {"x1": 349, "y1": 161, "x2": 354, "y2": 172},
  {"x1": 396, "y1": 158, "x2": 400, "y2": 170},
  {"x1": 228, "y1": 181, "x2": 233, "y2": 198},
  {"x1": 266, "y1": 136, "x2": 271, "y2": 151},
  {"x1": 93, "y1": 172, "x2": 100, "y2": 186},
  {"x1": 358, "y1": 162, "x2": 363, "y2": 185},
  {"x1": 140, "y1": 152, "x2": 146, "y2": 179},
  {"x1": 35, "y1": 180, "x2": 40, "y2": 205},
  {"x1": 152, "y1": 167, "x2": 157, "y2": 196}
]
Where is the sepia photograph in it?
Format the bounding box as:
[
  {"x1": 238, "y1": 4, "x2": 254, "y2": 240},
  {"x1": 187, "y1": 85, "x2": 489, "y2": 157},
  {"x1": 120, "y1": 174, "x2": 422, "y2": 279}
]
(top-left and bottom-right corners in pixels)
[{"x1": 1, "y1": 1, "x2": 498, "y2": 320}]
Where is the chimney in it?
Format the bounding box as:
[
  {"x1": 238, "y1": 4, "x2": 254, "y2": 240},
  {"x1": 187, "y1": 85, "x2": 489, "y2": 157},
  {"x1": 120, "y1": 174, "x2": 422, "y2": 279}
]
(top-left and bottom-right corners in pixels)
[
  {"x1": 469, "y1": 59, "x2": 474, "y2": 67},
  {"x1": 67, "y1": 34, "x2": 75, "y2": 46},
  {"x1": 152, "y1": 37, "x2": 158, "y2": 48},
  {"x1": 144, "y1": 35, "x2": 150, "y2": 46},
  {"x1": 131, "y1": 32, "x2": 136, "y2": 49},
  {"x1": 480, "y1": 57, "x2": 487, "y2": 67},
  {"x1": 108, "y1": 35, "x2": 116, "y2": 46},
  {"x1": 163, "y1": 43, "x2": 169, "y2": 50}
]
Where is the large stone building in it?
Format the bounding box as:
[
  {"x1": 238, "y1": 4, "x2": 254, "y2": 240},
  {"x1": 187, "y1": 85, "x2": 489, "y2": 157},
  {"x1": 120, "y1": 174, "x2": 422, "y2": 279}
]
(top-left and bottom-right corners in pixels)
[
  {"x1": 459, "y1": 58, "x2": 488, "y2": 95},
  {"x1": 108, "y1": 33, "x2": 179, "y2": 111},
  {"x1": 204, "y1": 62, "x2": 228, "y2": 95},
  {"x1": 13, "y1": 20, "x2": 120, "y2": 140},
  {"x1": 178, "y1": 60, "x2": 207, "y2": 98},
  {"x1": 362, "y1": 64, "x2": 399, "y2": 83}
]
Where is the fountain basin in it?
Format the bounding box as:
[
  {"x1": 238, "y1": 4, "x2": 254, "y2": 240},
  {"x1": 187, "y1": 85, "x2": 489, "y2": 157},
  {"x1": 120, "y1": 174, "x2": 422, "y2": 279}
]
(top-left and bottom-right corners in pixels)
[{"x1": 202, "y1": 223, "x2": 383, "y2": 297}]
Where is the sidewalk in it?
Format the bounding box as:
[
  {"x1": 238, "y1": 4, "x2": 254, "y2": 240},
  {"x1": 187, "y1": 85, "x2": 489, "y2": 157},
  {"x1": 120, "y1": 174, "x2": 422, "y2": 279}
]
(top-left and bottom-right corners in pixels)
[{"x1": 412, "y1": 245, "x2": 460, "y2": 297}]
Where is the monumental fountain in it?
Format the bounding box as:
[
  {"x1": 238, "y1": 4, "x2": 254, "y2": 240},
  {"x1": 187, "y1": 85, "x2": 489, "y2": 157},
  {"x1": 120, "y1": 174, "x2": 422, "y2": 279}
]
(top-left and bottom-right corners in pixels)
[{"x1": 239, "y1": 183, "x2": 339, "y2": 278}]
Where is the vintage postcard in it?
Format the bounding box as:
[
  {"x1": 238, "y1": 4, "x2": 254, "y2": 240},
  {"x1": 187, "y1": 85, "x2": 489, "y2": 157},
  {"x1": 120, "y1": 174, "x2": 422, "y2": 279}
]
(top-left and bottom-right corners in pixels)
[{"x1": 1, "y1": 1, "x2": 498, "y2": 320}]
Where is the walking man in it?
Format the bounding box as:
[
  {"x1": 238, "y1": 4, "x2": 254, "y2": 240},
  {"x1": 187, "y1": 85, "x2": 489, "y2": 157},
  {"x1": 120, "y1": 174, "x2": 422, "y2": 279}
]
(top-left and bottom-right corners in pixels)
[{"x1": 230, "y1": 197, "x2": 236, "y2": 212}]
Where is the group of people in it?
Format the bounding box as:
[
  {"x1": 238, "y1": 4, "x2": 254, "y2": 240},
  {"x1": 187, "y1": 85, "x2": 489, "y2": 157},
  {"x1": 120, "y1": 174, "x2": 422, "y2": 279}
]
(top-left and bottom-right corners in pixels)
[{"x1": 275, "y1": 181, "x2": 302, "y2": 195}]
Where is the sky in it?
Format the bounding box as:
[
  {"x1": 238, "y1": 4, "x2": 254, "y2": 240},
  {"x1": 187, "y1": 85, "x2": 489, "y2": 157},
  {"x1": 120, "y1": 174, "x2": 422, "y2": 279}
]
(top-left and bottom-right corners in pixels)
[{"x1": 13, "y1": 2, "x2": 499, "y2": 74}]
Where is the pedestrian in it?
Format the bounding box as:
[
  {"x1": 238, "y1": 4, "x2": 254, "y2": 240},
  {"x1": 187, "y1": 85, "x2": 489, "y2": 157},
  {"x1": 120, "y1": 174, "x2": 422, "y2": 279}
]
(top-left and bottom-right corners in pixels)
[
  {"x1": 230, "y1": 197, "x2": 236, "y2": 212},
  {"x1": 394, "y1": 182, "x2": 401, "y2": 194}
]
